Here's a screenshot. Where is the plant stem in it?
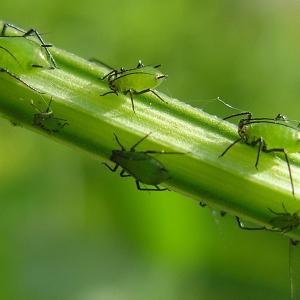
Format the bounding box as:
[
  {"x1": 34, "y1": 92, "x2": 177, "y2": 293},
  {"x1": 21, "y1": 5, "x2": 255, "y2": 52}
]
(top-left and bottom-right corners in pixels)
[{"x1": 1, "y1": 21, "x2": 300, "y2": 241}]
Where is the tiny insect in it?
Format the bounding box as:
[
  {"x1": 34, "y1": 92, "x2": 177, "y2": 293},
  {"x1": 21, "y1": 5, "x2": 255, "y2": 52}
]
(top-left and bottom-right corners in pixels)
[
  {"x1": 0, "y1": 23, "x2": 56, "y2": 93},
  {"x1": 236, "y1": 205, "x2": 299, "y2": 298},
  {"x1": 220, "y1": 112, "x2": 300, "y2": 196},
  {"x1": 31, "y1": 98, "x2": 69, "y2": 133},
  {"x1": 103, "y1": 133, "x2": 183, "y2": 191},
  {"x1": 101, "y1": 60, "x2": 168, "y2": 112},
  {"x1": 235, "y1": 203, "x2": 300, "y2": 244},
  {"x1": 1, "y1": 22, "x2": 56, "y2": 68}
]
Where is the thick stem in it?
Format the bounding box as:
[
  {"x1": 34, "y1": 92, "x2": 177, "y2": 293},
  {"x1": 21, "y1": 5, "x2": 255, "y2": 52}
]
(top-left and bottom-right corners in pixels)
[{"x1": 1, "y1": 21, "x2": 300, "y2": 241}]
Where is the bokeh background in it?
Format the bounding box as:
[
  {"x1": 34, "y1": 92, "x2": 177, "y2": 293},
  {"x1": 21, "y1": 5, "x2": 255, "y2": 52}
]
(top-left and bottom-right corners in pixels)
[{"x1": 1, "y1": 1, "x2": 300, "y2": 299}]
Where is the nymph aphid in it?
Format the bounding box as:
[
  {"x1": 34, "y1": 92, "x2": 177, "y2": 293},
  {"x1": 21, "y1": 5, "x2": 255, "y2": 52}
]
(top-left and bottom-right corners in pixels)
[
  {"x1": 1, "y1": 22, "x2": 56, "y2": 68},
  {"x1": 101, "y1": 60, "x2": 167, "y2": 112},
  {"x1": 31, "y1": 98, "x2": 69, "y2": 133}
]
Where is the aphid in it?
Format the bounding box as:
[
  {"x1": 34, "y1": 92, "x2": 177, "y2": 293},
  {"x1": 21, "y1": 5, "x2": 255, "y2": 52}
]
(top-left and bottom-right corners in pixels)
[
  {"x1": 235, "y1": 203, "x2": 300, "y2": 244},
  {"x1": 1, "y1": 22, "x2": 56, "y2": 68},
  {"x1": 236, "y1": 206, "x2": 300, "y2": 299},
  {"x1": 31, "y1": 98, "x2": 69, "y2": 133},
  {"x1": 0, "y1": 23, "x2": 56, "y2": 93},
  {"x1": 103, "y1": 133, "x2": 182, "y2": 191},
  {"x1": 101, "y1": 60, "x2": 168, "y2": 112},
  {"x1": 220, "y1": 112, "x2": 300, "y2": 196}
]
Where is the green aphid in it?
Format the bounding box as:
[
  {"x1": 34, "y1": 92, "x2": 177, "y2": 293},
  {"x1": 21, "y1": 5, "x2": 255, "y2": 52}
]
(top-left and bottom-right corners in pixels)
[
  {"x1": 103, "y1": 133, "x2": 182, "y2": 191},
  {"x1": 1, "y1": 22, "x2": 56, "y2": 69},
  {"x1": 236, "y1": 203, "x2": 300, "y2": 244},
  {"x1": 0, "y1": 23, "x2": 56, "y2": 93},
  {"x1": 220, "y1": 112, "x2": 300, "y2": 196},
  {"x1": 101, "y1": 60, "x2": 168, "y2": 112},
  {"x1": 31, "y1": 98, "x2": 69, "y2": 134}
]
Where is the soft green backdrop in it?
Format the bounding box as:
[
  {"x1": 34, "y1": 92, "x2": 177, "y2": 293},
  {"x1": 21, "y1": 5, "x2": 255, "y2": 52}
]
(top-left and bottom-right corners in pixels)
[{"x1": 1, "y1": 1, "x2": 300, "y2": 299}]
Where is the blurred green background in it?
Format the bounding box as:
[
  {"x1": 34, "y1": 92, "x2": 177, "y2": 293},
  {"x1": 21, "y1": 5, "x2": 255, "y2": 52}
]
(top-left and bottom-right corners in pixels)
[{"x1": 1, "y1": 1, "x2": 300, "y2": 299}]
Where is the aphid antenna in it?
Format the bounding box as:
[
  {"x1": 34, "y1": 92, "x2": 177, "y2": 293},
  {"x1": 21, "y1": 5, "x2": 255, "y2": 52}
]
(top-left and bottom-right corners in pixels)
[
  {"x1": 130, "y1": 132, "x2": 152, "y2": 151},
  {"x1": 268, "y1": 207, "x2": 288, "y2": 216},
  {"x1": 215, "y1": 97, "x2": 245, "y2": 112},
  {"x1": 30, "y1": 96, "x2": 53, "y2": 115},
  {"x1": 89, "y1": 58, "x2": 114, "y2": 69},
  {"x1": 113, "y1": 133, "x2": 126, "y2": 151},
  {"x1": 223, "y1": 111, "x2": 252, "y2": 121}
]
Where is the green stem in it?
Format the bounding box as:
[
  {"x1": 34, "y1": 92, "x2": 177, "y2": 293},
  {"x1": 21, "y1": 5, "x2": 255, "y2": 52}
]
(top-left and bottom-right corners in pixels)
[{"x1": 1, "y1": 21, "x2": 300, "y2": 241}]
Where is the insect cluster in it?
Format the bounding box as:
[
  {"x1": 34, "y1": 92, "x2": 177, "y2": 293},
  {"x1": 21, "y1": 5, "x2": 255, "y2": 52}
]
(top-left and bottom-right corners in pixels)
[{"x1": 1, "y1": 22, "x2": 300, "y2": 243}]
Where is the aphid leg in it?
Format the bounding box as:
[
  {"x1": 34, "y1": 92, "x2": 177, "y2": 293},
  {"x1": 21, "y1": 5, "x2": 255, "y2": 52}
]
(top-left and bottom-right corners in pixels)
[
  {"x1": 223, "y1": 112, "x2": 252, "y2": 121},
  {"x1": 1, "y1": 22, "x2": 23, "y2": 36},
  {"x1": 130, "y1": 133, "x2": 152, "y2": 151},
  {"x1": 154, "y1": 185, "x2": 169, "y2": 191},
  {"x1": 199, "y1": 202, "x2": 207, "y2": 207},
  {"x1": 103, "y1": 162, "x2": 119, "y2": 172},
  {"x1": 134, "y1": 88, "x2": 168, "y2": 104},
  {"x1": 235, "y1": 216, "x2": 265, "y2": 230},
  {"x1": 120, "y1": 169, "x2": 131, "y2": 177},
  {"x1": 268, "y1": 203, "x2": 289, "y2": 216},
  {"x1": 219, "y1": 138, "x2": 242, "y2": 157},
  {"x1": 0, "y1": 67, "x2": 44, "y2": 93},
  {"x1": 123, "y1": 89, "x2": 135, "y2": 112},
  {"x1": 264, "y1": 148, "x2": 295, "y2": 196},
  {"x1": 135, "y1": 180, "x2": 168, "y2": 191},
  {"x1": 150, "y1": 89, "x2": 167, "y2": 103},
  {"x1": 253, "y1": 137, "x2": 264, "y2": 170},
  {"x1": 129, "y1": 90, "x2": 136, "y2": 113},
  {"x1": 113, "y1": 133, "x2": 126, "y2": 150},
  {"x1": 23, "y1": 29, "x2": 56, "y2": 69}
]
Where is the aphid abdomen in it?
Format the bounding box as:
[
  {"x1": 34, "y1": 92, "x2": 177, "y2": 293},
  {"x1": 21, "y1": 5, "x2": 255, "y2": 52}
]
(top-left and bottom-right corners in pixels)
[
  {"x1": 114, "y1": 72, "x2": 159, "y2": 93},
  {"x1": 245, "y1": 123, "x2": 300, "y2": 152},
  {"x1": 111, "y1": 151, "x2": 169, "y2": 185}
]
